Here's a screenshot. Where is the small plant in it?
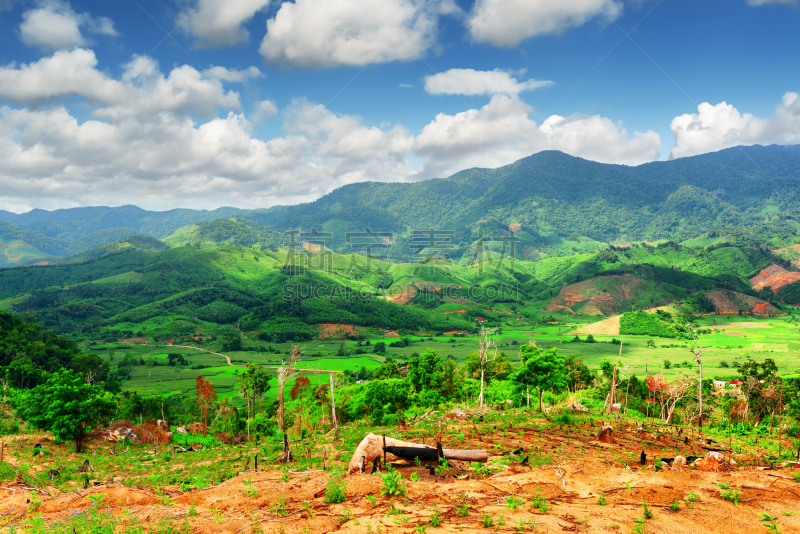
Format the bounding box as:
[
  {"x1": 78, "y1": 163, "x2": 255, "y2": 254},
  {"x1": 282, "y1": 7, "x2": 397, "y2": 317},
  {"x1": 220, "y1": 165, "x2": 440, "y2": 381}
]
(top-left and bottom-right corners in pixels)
[
  {"x1": 792, "y1": 472, "x2": 800, "y2": 483},
  {"x1": 393, "y1": 514, "x2": 410, "y2": 526},
  {"x1": 514, "y1": 518, "x2": 536, "y2": 531},
  {"x1": 380, "y1": 468, "x2": 407, "y2": 497},
  {"x1": 212, "y1": 506, "x2": 225, "y2": 524},
  {"x1": 497, "y1": 515, "x2": 506, "y2": 526},
  {"x1": 686, "y1": 491, "x2": 700, "y2": 502},
  {"x1": 243, "y1": 486, "x2": 259, "y2": 497},
  {"x1": 87, "y1": 493, "x2": 106, "y2": 508},
  {"x1": 271, "y1": 497, "x2": 288, "y2": 516},
  {"x1": 436, "y1": 459, "x2": 451, "y2": 475},
  {"x1": 530, "y1": 489, "x2": 549, "y2": 513},
  {"x1": 281, "y1": 467, "x2": 290, "y2": 483},
  {"x1": 429, "y1": 506, "x2": 441, "y2": 527},
  {"x1": 758, "y1": 513, "x2": 783, "y2": 533},
  {"x1": 625, "y1": 482, "x2": 633, "y2": 495},
  {"x1": 338, "y1": 506, "x2": 353, "y2": 524},
  {"x1": 414, "y1": 456, "x2": 423, "y2": 467},
  {"x1": 717, "y1": 482, "x2": 741, "y2": 506},
  {"x1": 457, "y1": 494, "x2": 470, "y2": 516},
  {"x1": 366, "y1": 494, "x2": 377, "y2": 506},
  {"x1": 414, "y1": 525, "x2": 428, "y2": 533},
  {"x1": 505, "y1": 496, "x2": 526, "y2": 510},
  {"x1": 410, "y1": 471, "x2": 420, "y2": 482},
  {"x1": 325, "y1": 471, "x2": 348, "y2": 504},
  {"x1": 482, "y1": 513, "x2": 494, "y2": 528},
  {"x1": 188, "y1": 501, "x2": 197, "y2": 516},
  {"x1": 670, "y1": 500, "x2": 680, "y2": 511},
  {"x1": 632, "y1": 517, "x2": 647, "y2": 534},
  {"x1": 597, "y1": 494, "x2": 608, "y2": 506},
  {"x1": 642, "y1": 502, "x2": 653, "y2": 519},
  {"x1": 300, "y1": 501, "x2": 316, "y2": 519}
]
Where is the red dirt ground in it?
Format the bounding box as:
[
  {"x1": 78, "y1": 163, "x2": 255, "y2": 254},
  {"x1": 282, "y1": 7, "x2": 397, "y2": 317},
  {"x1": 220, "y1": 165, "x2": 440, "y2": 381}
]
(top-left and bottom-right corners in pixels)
[
  {"x1": 749, "y1": 264, "x2": 800, "y2": 292},
  {"x1": 3, "y1": 419, "x2": 800, "y2": 533}
]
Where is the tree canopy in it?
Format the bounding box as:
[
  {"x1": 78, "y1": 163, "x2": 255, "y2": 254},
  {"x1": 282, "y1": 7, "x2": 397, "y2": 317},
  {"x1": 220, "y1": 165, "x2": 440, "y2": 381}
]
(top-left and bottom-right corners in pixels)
[{"x1": 14, "y1": 369, "x2": 116, "y2": 451}]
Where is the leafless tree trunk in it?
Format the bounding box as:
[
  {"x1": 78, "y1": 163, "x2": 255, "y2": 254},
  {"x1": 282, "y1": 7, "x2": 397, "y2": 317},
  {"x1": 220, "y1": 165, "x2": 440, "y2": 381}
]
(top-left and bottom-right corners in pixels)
[
  {"x1": 606, "y1": 342, "x2": 623, "y2": 414},
  {"x1": 476, "y1": 325, "x2": 498, "y2": 408},
  {"x1": 329, "y1": 373, "x2": 339, "y2": 440},
  {"x1": 688, "y1": 325, "x2": 704, "y2": 427},
  {"x1": 277, "y1": 345, "x2": 302, "y2": 432}
]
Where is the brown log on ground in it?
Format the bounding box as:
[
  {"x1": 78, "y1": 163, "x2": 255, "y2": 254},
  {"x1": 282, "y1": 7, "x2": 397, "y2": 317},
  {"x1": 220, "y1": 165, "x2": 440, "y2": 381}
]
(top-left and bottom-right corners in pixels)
[
  {"x1": 441, "y1": 448, "x2": 489, "y2": 462},
  {"x1": 348, "y1": 432, "x2": 488, "y2": 472}
]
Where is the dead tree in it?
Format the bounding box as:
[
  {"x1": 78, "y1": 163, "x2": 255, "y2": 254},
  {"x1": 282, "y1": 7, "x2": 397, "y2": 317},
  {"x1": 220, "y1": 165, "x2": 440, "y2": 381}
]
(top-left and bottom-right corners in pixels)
[
  {"x1": 329, "y1": 373, "x2": 339, "y2": 440},
  {"x1": 277, "y1": 346, "x2": 302, "y2": 432},
  {"x1": 688, "y1": 325, "x2": 704, "y2": 427},
  {"x1": 605, "y1": 342, "x2": 623, "y2": 413},
  {"x1": 475, "y1": 325, "x2": 498, "y2": 408}
]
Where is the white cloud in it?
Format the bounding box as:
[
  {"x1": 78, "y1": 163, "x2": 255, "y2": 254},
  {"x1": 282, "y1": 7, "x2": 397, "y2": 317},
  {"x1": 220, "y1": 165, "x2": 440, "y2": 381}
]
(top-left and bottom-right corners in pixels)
[
  {"x1": 179, "y1": 0, "x2": 271, "y2": 48},
  {"x1": 424, "y1": 68, "x2": 552, "y2": 96},
  {"x1": 0, "y1": 50, "x2": 661, "y2": 213},
  {"x1": 669, "y1": 93, "x2": 800, "y2": 159},
  {"x1": 202, "y1": 65, "x2": 263, "y2": 82},
  {"x1": 0, "y1": 48, "x2": 118, "y2": 104},
  {"x1": 414, "y1": 94, "x2": 660, "y2": 177},
  {"x1": 259, "y1": 0, "x2": 441, "y2": 68},
  {"x1": 467, "y1": 0, "x2": 623, "y2": 48},
  {"x1": 253, "y1": 99, "x2": 278, "y2": 122},
  {"x1": 746, "y1": 0, "x2": 797, "y2": 6},
  {"x1": 20, "y1": 0, "x2": 117, "y2": 53},
  {"x1": 0, "y1": 49, "x2": 242, "y2": 118}
]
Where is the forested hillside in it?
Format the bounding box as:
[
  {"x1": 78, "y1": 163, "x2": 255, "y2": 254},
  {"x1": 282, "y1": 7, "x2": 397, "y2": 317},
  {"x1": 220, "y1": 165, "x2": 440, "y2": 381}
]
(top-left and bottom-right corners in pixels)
[{"x1": 3, "y1": 144, "x2": 800, "y2": 267}]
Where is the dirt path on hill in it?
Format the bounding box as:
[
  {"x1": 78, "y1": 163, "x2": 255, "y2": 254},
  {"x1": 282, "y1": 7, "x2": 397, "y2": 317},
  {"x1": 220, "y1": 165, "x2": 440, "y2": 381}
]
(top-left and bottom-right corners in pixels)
[{"x1": 142, "y1": 344, "x2": 244, "y2": 367}]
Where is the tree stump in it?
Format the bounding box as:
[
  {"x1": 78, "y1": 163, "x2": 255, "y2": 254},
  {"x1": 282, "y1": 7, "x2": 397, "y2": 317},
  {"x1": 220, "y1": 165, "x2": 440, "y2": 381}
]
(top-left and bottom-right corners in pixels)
[
  {"x1": 596, "y1": 425, "x2": 614, "y2": 443},
  {"x1": 278, "y1": 433, "x2": 293, "y2": 463}
]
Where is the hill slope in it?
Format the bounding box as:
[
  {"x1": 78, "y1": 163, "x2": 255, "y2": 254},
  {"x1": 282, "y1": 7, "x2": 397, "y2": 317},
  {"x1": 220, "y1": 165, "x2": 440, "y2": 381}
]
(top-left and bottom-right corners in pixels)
[{"x1": 3, "y1": 144, "x2": 800, "y2": 263}]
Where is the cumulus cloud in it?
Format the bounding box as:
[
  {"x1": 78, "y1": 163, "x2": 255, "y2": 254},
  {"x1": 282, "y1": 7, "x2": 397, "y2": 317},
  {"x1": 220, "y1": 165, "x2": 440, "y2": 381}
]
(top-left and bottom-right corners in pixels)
[
  {"x1": 669, "y1": 93, "x2": 800, "y2": 159},
  {"x1": 179, "y1": 0, "x2": 271, "y2": 48},
  {"x1": 20, "y1": 0, "x2": 117, "y2": 52},
  {"x1": 202, "y1": 65, "x2": 263, "y2": 82},
  {"x1": 252, "y1": 99, "x2": 278, "y2": 122},
  {"x1": 0, "y1": 50, "x2": 662, "y2": 212},
  {"x1": 467, "y1": 0, "x2": 623, "y2": 48},
  {"x1": 0, "y1": 51, "x2": 419, "y2": 210},
  {"x1": 424, "y1": 68, "x2": 552, "y2": 96},
  {"x1": 259, "y1": 0, "x2": 442, "y2": 68},
  {"x1": 414, "y1": 94, "x2": 660, "y2": 177}
]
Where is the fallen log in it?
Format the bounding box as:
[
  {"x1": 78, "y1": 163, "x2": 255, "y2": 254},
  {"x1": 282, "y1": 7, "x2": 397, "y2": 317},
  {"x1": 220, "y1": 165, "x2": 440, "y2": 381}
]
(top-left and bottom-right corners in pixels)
[{"x1": 348, "y1": 433, "x2": 488, "y2": 473}]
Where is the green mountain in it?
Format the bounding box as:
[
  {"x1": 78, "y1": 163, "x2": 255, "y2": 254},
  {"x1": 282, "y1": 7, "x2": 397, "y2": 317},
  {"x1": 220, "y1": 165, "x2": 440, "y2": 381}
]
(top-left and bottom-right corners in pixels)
[
  {"x1": 162, "y1": 217, "x2": 282, "y2": 250},
  {"x1": 3, "y1": 144, "x2": 800, "y2": 266}
]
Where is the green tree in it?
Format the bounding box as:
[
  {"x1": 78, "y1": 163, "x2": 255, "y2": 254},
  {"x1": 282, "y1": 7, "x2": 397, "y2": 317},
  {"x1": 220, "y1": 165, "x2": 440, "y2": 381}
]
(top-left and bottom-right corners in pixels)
[
  {"x1": 373, "y1": 342, "x2": 386, "y2": 354},
  {"x1": 564, "y1": 355, "x2": 592, "y2": 391},
  {"x1": 513, "y1": 345, "x2": 567, "y2": 413},
  {"x1": 167, "y1": 353, "x2": 188, "y2": 367},
  {"x1": 407, "y1": 349, "x2": 441, "y2": 393},
  {"x1": 374, "y1": 360, "x2": 400, "y2": 380},
  {"x1": 14, "y1": 369, "x2": 116, "y2": 451}
]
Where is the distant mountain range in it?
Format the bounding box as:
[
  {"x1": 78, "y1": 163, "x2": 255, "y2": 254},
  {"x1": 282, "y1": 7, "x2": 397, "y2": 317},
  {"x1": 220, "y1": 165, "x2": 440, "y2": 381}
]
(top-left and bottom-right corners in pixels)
[{"x1": 3, "y1": 144, "x2": 800, "y2": 267}]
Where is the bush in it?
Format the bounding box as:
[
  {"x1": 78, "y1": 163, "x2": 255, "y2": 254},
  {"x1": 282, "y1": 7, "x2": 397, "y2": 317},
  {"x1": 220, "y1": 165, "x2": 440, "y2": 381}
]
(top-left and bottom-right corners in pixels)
[{"x1": 324, "y1": 471, "x2": 348, "y2": 503}]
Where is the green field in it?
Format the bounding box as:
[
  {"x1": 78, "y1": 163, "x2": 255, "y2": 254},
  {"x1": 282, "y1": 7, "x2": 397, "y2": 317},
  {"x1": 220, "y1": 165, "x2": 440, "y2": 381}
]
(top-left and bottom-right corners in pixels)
[{"x1": 91, "y1": 309, "x2": 800, "y2": 404}]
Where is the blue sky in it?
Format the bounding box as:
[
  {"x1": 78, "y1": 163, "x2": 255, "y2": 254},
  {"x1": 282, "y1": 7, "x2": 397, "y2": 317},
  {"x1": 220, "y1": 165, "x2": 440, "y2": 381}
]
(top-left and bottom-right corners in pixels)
[{"x1": 0, "y1": 0, "x2": 798, "y2": 212}]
